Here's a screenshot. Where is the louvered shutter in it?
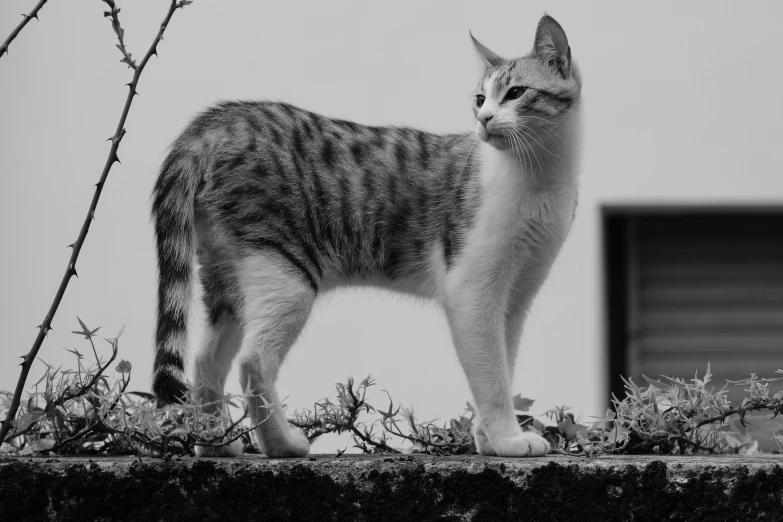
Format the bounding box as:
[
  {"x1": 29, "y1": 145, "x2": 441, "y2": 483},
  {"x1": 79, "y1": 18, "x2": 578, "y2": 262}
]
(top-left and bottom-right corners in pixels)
[{"x1": 625, "y1": 213, "x2": 783, "y2": 404}]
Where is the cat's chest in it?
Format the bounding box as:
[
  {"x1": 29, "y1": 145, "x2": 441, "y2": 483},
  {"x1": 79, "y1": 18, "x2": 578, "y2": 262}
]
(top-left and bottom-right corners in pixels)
[{"x1": 476, "y1": 146, "x2": 576, "y2": 241}]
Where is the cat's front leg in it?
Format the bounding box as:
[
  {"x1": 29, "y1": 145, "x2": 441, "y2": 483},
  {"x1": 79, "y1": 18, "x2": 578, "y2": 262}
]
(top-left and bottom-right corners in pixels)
[{"x1": 443, "y1": 276, "x2": 548, "y2": 457}]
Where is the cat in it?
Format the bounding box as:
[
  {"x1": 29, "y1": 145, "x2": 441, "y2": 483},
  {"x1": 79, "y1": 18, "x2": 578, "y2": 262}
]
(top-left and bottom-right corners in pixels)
[{"x1": 151, "y1": 14, "x2": 581, "y2": 458}]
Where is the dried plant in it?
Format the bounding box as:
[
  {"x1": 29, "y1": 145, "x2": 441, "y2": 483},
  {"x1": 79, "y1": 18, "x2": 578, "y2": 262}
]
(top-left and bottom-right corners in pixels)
[
  {"x1": 3, "y1": 335, "x2": 783, "y2": 458},
  {"x1": 289, "y1": 376, "x2": 477, "y2": 455},
  {"x1": 1, "y1": 319, "x2": 264, "y2": 458},
  {"x1": 0, "y1": 0, "x2": 192, "y2": 446}
]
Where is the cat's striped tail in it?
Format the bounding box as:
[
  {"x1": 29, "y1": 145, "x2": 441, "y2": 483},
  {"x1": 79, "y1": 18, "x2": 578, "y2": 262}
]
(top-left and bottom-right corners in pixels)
[{"x1": 150, "y1": 149, "x2": 200, "y2": 405}]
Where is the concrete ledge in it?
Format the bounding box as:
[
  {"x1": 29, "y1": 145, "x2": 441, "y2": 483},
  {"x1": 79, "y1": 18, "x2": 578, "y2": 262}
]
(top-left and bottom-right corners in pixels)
[{"x1": 1, "y1": 454, "x2": 782, "y2": 521}]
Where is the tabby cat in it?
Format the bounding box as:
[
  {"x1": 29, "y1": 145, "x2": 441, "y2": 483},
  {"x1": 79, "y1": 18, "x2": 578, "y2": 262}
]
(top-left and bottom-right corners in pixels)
[{"x1": 151, "y1": 14, "x2": 582, "y2": 457}]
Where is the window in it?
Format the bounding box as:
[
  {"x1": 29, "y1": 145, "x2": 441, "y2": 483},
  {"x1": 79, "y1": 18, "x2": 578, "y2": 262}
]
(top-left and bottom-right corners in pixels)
[{"x1": 603, "y1": 207, "x2": 783, "y2": 406}]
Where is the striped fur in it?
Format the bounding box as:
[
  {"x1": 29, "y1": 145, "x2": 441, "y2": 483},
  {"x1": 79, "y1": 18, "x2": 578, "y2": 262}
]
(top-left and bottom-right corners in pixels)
[{"x1": 151, "y1": 14, "x2": 582, "y2": 458}]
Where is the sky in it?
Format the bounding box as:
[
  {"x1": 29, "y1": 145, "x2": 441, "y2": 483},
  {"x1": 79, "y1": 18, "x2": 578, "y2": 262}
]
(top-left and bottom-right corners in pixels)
[{"x1": 2, "y1": 1, "x2": 783, "y2": 453}]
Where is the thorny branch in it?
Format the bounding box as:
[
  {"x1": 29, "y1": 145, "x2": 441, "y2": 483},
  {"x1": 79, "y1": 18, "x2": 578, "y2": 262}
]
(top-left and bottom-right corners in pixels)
[
  {"x1": 0, "y1": 0, "x2": 191, "y2": 446},
  {"x1": 102, "y1": 0, "x2": 134, "y2": 69},
  {"x1": 0, "y1": 0, "x2": 49, "y2": 59}
]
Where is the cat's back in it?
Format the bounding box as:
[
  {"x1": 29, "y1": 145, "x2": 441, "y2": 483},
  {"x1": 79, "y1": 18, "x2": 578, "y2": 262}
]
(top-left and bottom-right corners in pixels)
[
  {"x1": 162, "y1": 100, "x2": 476, "y2": 287},
  {"x1": 178, "y1": 100, "x2": 430, "y2": 167}
]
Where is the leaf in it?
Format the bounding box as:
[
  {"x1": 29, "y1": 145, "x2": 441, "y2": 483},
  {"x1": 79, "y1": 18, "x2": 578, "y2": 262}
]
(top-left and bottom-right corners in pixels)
[
  {"x1": 516, "y1": 414, "x2": 534, "y2": 428},
  {"x1": 16, "y1": 412, "x2": 33, "y2": 431},
  {"x1": 64, "y1": 347, "x2": 84, "y2": 359},
  {"x1": 609, "y1": 424, "x2": 630, "y2": 445},
  {"x1": 72, "y1": 317, "x2": 100, "y2": 340},
  {"x1": 128, "y1": 390, "x2": 155, "y2": 400},
  {"x1": 642, "y1": 375, "x2": 669, "y2": 390},
  {"x1": 378, "y1": 392, "x2": 400, "y2": 421},
  {"x1": 512, "y1": 394, "x2": 535, "y2": 412},
  {"x1": 115, "y1": 360, "x2": 132, "y2": 373},
  {"x1": 557, "y1": 417, "x2": 589, "y2": 442},
  {"x1": 29, "y1": 438, "x2": 55, "y2": 453}
]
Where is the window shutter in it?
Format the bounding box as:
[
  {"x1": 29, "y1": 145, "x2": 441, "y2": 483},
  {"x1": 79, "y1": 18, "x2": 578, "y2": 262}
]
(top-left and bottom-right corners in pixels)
[{"x1": 628, "y1": 213, "x2": 783, "y2": 404}]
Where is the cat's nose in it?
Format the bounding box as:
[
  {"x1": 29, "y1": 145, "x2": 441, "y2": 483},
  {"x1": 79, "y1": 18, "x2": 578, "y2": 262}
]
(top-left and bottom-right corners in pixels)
[{"x1": 478, "y1": 112, "x2": 494, "y2": 128}]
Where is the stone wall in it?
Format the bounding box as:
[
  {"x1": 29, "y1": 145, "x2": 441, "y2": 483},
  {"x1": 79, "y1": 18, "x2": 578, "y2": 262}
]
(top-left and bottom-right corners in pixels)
[{"x1": 1, "y1": 454, "x2": 782, "y2": 520}]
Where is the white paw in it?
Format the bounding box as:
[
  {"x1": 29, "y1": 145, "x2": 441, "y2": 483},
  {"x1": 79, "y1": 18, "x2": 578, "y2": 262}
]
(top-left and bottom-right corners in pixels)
[
  {"x1": 261, "y1": 427, "x2": 310, "y2": 458},
  {"x1": 492, "y1": 432, "x2": 550, "y2": 457},
  {"x1": 194, "y1": 438, "x2": 243, "y2": 458}
]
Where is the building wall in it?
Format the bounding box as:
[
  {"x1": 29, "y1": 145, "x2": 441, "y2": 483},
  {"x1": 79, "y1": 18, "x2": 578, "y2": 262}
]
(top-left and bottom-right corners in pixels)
[{"x1": 1, "y1": 1, "x2": 783, "y2": 452}]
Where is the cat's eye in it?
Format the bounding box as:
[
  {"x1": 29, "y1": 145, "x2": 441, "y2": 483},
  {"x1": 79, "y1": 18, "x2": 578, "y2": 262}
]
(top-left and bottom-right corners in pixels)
[
  {"x1": 475, "y1": 95, "x2": 485, "y2": 108},
  {"x1": 503, "y1": 86, "x2": 527, "y2": 102}
]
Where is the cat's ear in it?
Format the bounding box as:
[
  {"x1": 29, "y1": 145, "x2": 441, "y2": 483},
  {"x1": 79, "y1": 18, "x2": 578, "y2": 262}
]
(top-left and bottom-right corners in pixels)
[
  {"x1": 470, "y1": 31, "x2": 504, "y2": 68},
  {"x1": 533, "y1": 14, "x2": 572, "y2": 77}
]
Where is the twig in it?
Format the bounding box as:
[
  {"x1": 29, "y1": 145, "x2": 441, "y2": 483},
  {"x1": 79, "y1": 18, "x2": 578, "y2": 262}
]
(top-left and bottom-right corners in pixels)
[
  {"x1": 688, "y1": 400, "x2": 783, "y2": 431},
  {"x1": 350, "y1": 422, "x2": 399, "y2": 453},
  {"x1": 52, "y1": 365, "x2": 131, "y2": 451},
  {"x1": 0, "y1": 0, "x2": 191, "y2": 446},
  {"x1": 101, "y1": 0, "x2": 135, "y2": 69},
  {"x1": 54, "y1": 338, "x2": 118, "y2": 407},
  {"x1": 0, "y1": 0, "x2": 49, "y2": 59}
]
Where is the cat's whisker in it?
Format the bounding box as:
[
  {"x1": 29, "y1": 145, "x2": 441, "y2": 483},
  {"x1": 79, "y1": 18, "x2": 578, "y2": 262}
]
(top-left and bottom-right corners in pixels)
[
  {"x1": 522, "y1": 123, "x2": 564, "y2": 148},
  {"x1": 452, "y1": 132, "x2": 475, "y2": 151},
  {"x1": 519, "y1": 133, "x2": 535, "y2": 176},
  {"x1": 510, "y1": 132, "x2": 532, "y2": 176},
  {"x1": 515, "y1": 130, "x2": 544, "y2": 173},
  {"x1": 456, "y1": 138, "x2": 478, "y2": 187},
  {"x1": 521, "y1": 117, "x2": 567, "y2": 145},
  {"x1": 508, "y1": 134, "x2": 525, "y2": 168},
  {"x1": 519, "y1": 126, "x2": 565, "y2": 161}
]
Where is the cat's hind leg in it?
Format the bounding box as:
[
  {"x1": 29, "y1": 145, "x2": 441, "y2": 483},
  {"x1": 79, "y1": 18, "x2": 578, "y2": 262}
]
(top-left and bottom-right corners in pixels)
[
  {"x1": 236, "y1": 252, "x2": 314, "y2": 458},
  {"x1": 192, "y1": 263, "x2": 244, "y2": 457}
]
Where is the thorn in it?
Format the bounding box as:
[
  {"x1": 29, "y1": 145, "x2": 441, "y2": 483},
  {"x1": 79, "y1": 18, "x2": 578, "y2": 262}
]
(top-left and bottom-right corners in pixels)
[{"x1": 67, "y1": 243, "x2": 74, "y2": 249}]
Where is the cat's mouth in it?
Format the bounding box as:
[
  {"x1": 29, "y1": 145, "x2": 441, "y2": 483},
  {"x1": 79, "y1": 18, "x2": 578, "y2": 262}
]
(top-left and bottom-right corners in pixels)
[{"x1": 476, "y1": 125, "x2": 511, "y2": 150}]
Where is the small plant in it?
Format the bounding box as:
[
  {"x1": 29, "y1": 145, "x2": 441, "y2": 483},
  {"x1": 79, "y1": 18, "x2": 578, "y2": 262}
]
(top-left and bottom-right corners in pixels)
[
  {"x1": 290, "y1": 376, "x2": 476, "y2": 455},
  {"x1": 0, "y1": 318, "x2": 263, "y2": 458},
  {"x1": 3, "y1": 322, "x2": 783, "y2": 458}
]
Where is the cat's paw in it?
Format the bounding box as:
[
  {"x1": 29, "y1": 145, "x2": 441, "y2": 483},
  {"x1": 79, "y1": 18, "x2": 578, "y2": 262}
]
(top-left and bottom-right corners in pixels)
[
  {"x1": 261, "y1": 426, "x2": 310, "y2": 458},
  {"x1": 194, "y1": 438, "x2": 243, "y2": 458},
  {"x1": 479, "y1": 432, "x2": 550, "y2": 458}
]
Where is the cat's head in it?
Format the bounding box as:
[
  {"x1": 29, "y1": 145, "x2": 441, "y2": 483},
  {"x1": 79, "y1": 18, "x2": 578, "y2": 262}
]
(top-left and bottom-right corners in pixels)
[{"x1": 470, "y1": 15, "x2": 581, "y2": 152}]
